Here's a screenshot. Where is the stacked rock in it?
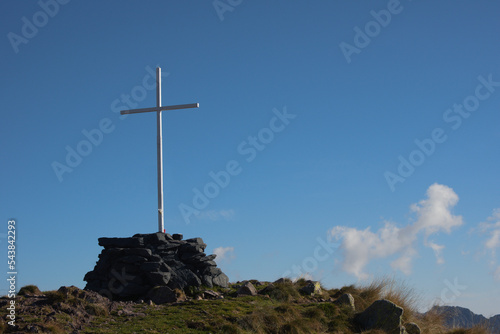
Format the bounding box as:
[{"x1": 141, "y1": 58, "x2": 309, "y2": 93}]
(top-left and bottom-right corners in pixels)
[{"x1": 83, "y1": 232, "x2": 229, "y2": 301}]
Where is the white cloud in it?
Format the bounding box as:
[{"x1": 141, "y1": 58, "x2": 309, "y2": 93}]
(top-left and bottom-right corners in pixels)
[
  {"x1": 494, "y1": 266, "x2": 500, "y2": 281},
  {"x1": 481, "y1": 209, "x2": 500, "y2": 252},
  {"x1": 479, "y1": 209, "x2": 500, "y2": 280},
  {"x1": 390, "y1": 250, "x2": 415, "y2": 275},
  {"x1": 426, "y1": 240, "x2": 445, "y2": 264},
  {"x1": 410, "y1": 183, "x2": 463, "y2": 235},
  {"x1": 330, "y1": 222, "x2": 412, "y2": 279},
  {"x1": 329, "y1": 183, "x2": 463, "y2": 279},
  {"x1": 213, "y1": 246, "x2": 235, "y2": 262},
  {"x1": 486, "y1": 230, "x2": 500, "y2": 251}
]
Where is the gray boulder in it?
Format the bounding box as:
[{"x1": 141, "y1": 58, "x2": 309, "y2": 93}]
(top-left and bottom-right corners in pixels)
[
  {"x1": 405, "y1": 322, "x2": 421, "y2": 334},
  {"x1": 212, "y1": 273, "x2": 229, "y2": 288},
  {"x1": 200, "y1": 254, "x2": 217, "y2": 262},
  {"x1": 300, "y1": 281, "x2": 322, "y2": 296},
  {"x1": 133, "y1": 232, "x2": 167, "y2": 245},
  {"x1": 333, "y1": 293, "x2": 356, "y2": 312},
  {"x1": 355, "y1": 299, "x2": 404, "y2": 334},
  {"x1": 237, "y1": 281, "x2": 258, "y2": 296},
  {"x1": 203, "y1": 290, "x2": 221, "y2": 300},
  {"x1": 169, "y1": 267, "x2": 202, "y2": 290},
  {"x1": 259, "y1": 283, "x2": 275, "y2": 295},
  {"x1": 147, "y1": 286, "x2": 177, "y2": 304}
]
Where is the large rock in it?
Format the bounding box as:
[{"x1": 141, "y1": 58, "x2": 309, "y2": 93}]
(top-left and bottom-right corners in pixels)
[
  {"x1": 170, "y1": 267, "x2": 202, "y2": 289},
  {"x1": 405, "y1": 322, "x2": 421, "y2": 334},
  {"x1": 355, "y1": 299, "x2": 404, "y2": 334},
  {"x1": 212, "y1": 273, "x2": 229, "y2": 288},
  {"x1": 333, "y1": 293, "x2": 356, "y2": 312},
  {"x1": 98, "y1": 237, "x2": 144, "y2": 248},
  {"x1": 84, "y1": 233, "x2": 229, "y2": 303},
  {"x1": 147, "y1": 286, "x2": 177, "y2": 304},
  {"x1": 259, "y1": 283, "x2": 275, "y2": 295},
  {"x1": 145, "y1": 271, "x2": 171, "y2": 286},
  {"x1": 300, "y1": 281, "x2": 322, "y2": 296},
  {"x1": 133, "y1": 232, "x2": 167, "y2": 245},
  {"x1": 203, "y1": 290, "x2": 221, "y2": 300},
  {"x1": 237, "y1": 281, "x2": 258, "y2": 296}
]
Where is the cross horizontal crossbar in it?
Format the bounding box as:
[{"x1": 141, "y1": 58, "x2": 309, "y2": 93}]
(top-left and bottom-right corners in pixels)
[{"x1": 120, "y1": 103, "x2": 199, "y2": 115}]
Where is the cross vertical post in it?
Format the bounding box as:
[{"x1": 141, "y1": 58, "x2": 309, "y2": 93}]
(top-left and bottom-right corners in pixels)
[
  {"x1": 156, "y1": 67, "x2": 164, "y2": 233},
  {"x1": 120, "y1": 66, "x2": 199, "y2": 233}
]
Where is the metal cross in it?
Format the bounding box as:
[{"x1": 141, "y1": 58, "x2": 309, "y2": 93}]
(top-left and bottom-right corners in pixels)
[{"x1": 121, "y1": 67, "x2": 199, "y2": 233}]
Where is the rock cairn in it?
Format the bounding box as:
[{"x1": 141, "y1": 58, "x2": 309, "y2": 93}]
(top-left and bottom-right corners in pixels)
[{"x1": 84, "y1": 232, "x2": 229, "y2": 301}]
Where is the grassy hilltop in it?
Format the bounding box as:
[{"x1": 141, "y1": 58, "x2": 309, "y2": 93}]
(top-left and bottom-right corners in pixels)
[{"x1": 0, "y1": 278, "x2": 490, "y2": 334}]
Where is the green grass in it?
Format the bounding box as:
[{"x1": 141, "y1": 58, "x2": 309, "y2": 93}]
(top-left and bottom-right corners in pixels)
[
  {"x1": 0, "y1": 281, "x2": 488, "y2": 334},
  {"x1": 17, "y1": 284, "x2": 42, "y2": 296},
  {"x1": 84, "y1": 298, "x2": 268, "y2": 333},
  {"x1": 82, "y1": 294, "x2": 360, "y2": 333}
]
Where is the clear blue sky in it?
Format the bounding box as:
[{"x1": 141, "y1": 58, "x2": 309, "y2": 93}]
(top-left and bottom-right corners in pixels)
[{"x1": 1, "y1": 0, "x2": 499, "y2": 317}]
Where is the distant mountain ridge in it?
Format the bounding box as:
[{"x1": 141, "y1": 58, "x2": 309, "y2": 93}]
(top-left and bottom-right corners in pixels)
[{"x1": 430, "y1": 306, "x2": 500, "y2": 333}]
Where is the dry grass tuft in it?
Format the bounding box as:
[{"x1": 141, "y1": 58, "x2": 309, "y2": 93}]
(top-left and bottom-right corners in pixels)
[
  {"x1": 447, "y1": 326, "x2": 491, "y2": 334},
  {"x1": 18, "y1": 284, "x2": 42, "y2": 296},
  {"x1": 355, "y1": 276, "x2": 444, "y2": 331},
  {"x1": 418, "y1": 307, "x2": 447, "y2": 333}
]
